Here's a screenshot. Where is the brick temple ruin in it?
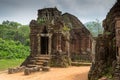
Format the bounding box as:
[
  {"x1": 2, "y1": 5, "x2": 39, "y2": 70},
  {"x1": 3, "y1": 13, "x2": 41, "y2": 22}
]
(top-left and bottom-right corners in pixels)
[
  {"x1": 8, "y1": 7, "x2": 92, "y2": 75},
  {"x1": 20, "y1": 7, "x2": 92, "y2": 68},
  {"x1": 89, "y1": 0, "x2": 120, "y2": 79}
]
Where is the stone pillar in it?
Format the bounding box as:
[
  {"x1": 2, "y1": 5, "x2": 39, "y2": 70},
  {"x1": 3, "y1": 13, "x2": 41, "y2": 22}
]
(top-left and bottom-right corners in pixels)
[
  {"x1": 48, "y1": 34, "x2": 52, "y2": 55},
  {"x1": 91, "y1": 39, "x2": 96, "y2": 63},
  {"x1": 114, "y1": 18, "x2": 120, "y2": 79},
  {"x1": 58, "y1": 32, "x2": 62, "y2": 52},
  {"x1": 56, "y1": 33, "x2": 59, "y2": 51},
  {"x1": 66, "y1": 32, "x2": 70, "y2": 57},
  {"x1": 118, "y1": 48, "x2": 120, "y2": 61},
  {"x1": 30, "y1": 34, "x2": 35, "y2": 56},
  {"x1": 56, "y1": 32, "x2": 60, "y2": 51},
  {"x1": 115, "y1": 18, "x2": 120, "y2": 60},
  {"x1": 37, "y1": 34, "x2": 41, "y2": 55}
]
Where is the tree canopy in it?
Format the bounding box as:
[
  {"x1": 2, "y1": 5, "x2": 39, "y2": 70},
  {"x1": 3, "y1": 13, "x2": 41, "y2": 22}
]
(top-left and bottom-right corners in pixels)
[
  {"x1": 0, "y1": 20, "x2": 30, "y2": 46},
  {"x1": 85, "y1": 20, "x2": 103, "y2": 37}
]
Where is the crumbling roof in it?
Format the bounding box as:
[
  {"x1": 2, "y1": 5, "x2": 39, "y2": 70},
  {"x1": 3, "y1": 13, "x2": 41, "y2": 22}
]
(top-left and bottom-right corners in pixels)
[
  {"x1": 103, "y1": 0, "x2": 120, "y2": 32},
  {"x1": 38, "y1": 7, "x2": 61, "y2": 14},
  {"x1": 62, "y1": 13, "x2": 90, "y2": 35}
]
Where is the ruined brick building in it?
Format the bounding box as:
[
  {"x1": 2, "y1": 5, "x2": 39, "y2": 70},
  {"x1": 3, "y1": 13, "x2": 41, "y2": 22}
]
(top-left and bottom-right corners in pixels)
[
  {"x1": 21, "y1": 7, "x2": 92, "y2": 67},
  {"x1": 89, "y1": 0, "x2": 120, "y2": 79}
]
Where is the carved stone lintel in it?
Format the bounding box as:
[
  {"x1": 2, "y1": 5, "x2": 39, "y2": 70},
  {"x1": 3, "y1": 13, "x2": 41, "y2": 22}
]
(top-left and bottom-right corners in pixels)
[{"x1": 41, "y1": 34, "x2": 49, "y2": 37}]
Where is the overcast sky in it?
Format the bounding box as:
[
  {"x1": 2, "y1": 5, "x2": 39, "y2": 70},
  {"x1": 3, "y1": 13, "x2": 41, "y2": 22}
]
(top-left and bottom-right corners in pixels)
[{"x1": 0, "y1": 0, "x2": 116, "y2": 25}]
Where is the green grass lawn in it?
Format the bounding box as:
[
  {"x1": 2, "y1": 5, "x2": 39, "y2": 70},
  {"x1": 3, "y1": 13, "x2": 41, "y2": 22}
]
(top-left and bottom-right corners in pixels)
[{"x1": 0, "y1": 59, "x2": 25, "y2": 71}]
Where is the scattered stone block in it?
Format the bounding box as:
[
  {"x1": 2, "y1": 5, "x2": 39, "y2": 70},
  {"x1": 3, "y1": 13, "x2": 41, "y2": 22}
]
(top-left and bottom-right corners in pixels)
[
  {"x1": 8, "y1": 68, "x2": 14, "y2": 74},
  {"x1": 42, "y1": 67, "x2": 50, "y2": 71},
  {"x1": 98, "y1": 77, "x2": 108, "y2": 80},
  {"x1": 8, "y1": 66, "x2": 25, "y2": 74},
  {"x1": 43, "y1": 61, "x2": 49, "y2": 66},
  {"x1": 24, "y1": 66, "x2": 41, "y2": 75},
  {"x1": 24, "y1": 68, "x2": 31, "y2": 75}
]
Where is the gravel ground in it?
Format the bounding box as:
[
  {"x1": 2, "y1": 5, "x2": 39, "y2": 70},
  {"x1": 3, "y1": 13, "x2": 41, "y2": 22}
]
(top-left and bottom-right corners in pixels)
[{"x1": 0, "y1": 66, "x2": 90, "y2": 80}]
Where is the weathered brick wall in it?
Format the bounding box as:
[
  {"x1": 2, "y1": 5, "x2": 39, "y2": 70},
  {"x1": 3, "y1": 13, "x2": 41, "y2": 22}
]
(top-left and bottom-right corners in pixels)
[
  {"x1": 89, "y1": 0, "x2": 120, "y2": 79},
  {"x1": 70, "y1": 28, "x2": 92, "y2": 62},
  {"x1": 21, "y1": 7, "x2": 92, "y2": 67}
]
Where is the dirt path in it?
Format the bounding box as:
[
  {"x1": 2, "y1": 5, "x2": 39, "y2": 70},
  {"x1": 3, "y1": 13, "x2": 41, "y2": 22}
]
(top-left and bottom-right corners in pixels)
[{"x1": 0, "y1": 66, "x2": 90, "y2": 80}]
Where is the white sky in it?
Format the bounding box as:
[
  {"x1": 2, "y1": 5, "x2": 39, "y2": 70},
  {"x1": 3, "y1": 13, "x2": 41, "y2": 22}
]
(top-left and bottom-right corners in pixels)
[{"x1": 0, "y1": 0, "x2": 116, "y2": 25}]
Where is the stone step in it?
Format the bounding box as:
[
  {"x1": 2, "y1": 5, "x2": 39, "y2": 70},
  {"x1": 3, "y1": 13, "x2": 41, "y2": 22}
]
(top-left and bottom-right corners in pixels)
[
  {"x1": 36, "y1": 55, "x2": 50, "y2": 57},
  {"x1": 27, "y1": 64, "x2": 38, "y2": 68},
  {"x1": 36, "y1": 60, "x2": 48, "y2": 62},
  {"x1": 34, "y1": 57, "x2": 50, "y2": 60},
  {"x1": 29, "y1": 60, "x2": 36, "y2": 63},
  {"x1": 35, "y1": 55, "x2": 50, "y2": 57},
  {"x1": 35, "y1": 62, "x2": 43, "y2": 65},
  {"x1": 26, "y1": 55, "x2": 50, "y2": 68},
  {"x1": 30, "y1": 60, "x2": 36, "y2": 62},
  {"x1": 28, "y1": 62, "x2": 35, "y2": 64},
  {"x1": 37, "y1": 55, "x2": 50, "y2": 56}
]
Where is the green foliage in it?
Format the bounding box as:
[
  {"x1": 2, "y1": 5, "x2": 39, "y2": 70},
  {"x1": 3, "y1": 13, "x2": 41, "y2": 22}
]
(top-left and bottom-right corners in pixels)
[
  {"x1": 103, "y1": 67, "x2": 113, "y2": 79},
  {"x1": 63, "y1": 25, "x2": 70, "y2": 32},
  {"x1": 37, "y1": 18, "x2": 46, "y2": 24},
  {"x1": 15, "y1": 25, "x2": 30, "y2": 45},
  {"x1": 0, "y1": 38, "x2": 30, "y2": 59},
  {"x1": 0, "y1": 20, "x2": 30, "y2": 60},
  {"x1": 2, "y1": 20, "x2": 21, "y2": 29},
  {"x1": 104, "y1": 31, "x2": 111, "y2": 35},
  {"x1": 0, "y1": 20, "x2": 30, "y2": 46},
  {"x1": 85, "y1": 19, "x2": 104, "y2": 37},
  {"x1": 0, "y1": 24, "x2": 16, "y2": 40}
]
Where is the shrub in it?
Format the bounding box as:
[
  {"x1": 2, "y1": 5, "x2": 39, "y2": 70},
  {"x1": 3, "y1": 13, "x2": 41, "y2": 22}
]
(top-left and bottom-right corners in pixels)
[{"x1": 0, "y1": 38, "x2": 30, "y2": 59}]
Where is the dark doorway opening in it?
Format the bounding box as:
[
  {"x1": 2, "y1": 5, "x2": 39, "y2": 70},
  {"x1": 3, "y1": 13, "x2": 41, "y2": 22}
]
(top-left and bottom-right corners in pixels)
[{"x1": 41, "y1": 37, "x2": 49, "y2": 54}]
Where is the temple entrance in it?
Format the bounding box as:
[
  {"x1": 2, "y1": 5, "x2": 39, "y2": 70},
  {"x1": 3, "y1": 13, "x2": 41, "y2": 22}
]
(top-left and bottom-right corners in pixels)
[{"x1": 41, "y1": 36, "x2": 49, "y2": 55}]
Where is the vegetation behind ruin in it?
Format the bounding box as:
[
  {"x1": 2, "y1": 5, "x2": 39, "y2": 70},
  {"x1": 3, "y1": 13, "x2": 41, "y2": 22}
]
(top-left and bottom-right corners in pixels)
[
  {"x1": 85, "y1": 20, "x2": 104, "y2": 37},
  {"x1": 0, "y1": 20, "x2": 30, "y2": 59},
  {"x1": 0, "y1": 20, "x2": 102, "y2": 60}
]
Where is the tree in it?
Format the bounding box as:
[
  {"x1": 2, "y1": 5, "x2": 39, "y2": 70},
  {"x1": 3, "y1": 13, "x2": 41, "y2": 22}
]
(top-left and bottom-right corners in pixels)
[
  {"x1": 14, "y1": 25, "x2": 30, "y2": 45},
  {"x1": 2, "y1": 20, "x2": 21, "y2": 29},
  {"x1": 0, "y1": 38, "x2": 29, "y2": 59},
  {"x1": 85, "y1": 19, "x2": 103, "y2": 37},
  {"x1": 0, "y1": 20, "x2": 30, "y2": 45},
  {"x1": 0, "y1": 21, "x2": 22, "y2": 40}
]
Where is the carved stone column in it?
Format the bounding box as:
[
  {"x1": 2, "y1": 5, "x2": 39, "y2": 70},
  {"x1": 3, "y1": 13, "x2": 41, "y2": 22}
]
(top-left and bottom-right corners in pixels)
[
  {"x1": 57, "y1": 32, "x2": 62, "y2": 52},
  {"x1": 30, "y1": 34, "x2": 35, "y2": 56},
  {"x1": 66, "y1": 32, "x2": 70, "y2": 57},
  {"x1": 114, "y1": 18, "x2": 120, "y2": 79},
  {"x1": 115, "y1": 18, "x2": 120, "y2": 60},
  {"x1": 48, "y1": 34, "x2": 52, "y2": 55},
  {"x1": 37, "y1": 34, "x2": 41, "y2": 55}
]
